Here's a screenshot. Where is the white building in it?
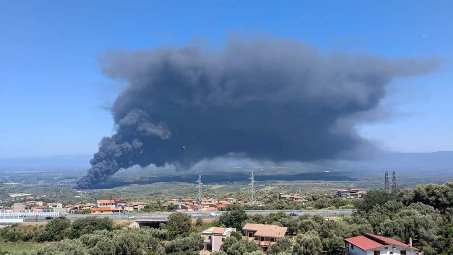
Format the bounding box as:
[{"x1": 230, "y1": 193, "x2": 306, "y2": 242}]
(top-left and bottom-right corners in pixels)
[
  {"x1": 345, "y1": 233, "x2": 417, "y2": 255},
  {"x1": 12, "y1": 203, "x2": 26, "y2": 212},
  {"x1": 202, "y1": 227, "x2": 235, "y2": 252},
  {"x1": 9, "y1": 193, "x2": 32, "y2": 198},
  {"x1": 47, "y1": 203, "x2": 63, "y2": 209}
]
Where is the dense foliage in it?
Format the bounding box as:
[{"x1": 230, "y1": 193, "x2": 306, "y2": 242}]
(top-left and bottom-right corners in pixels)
[
  {"x1": 219, "y1": 205, "x2": 248, "y2": 229},
  {"x1": 1, "y1": 182, "x2": 452, "y2": 254}
]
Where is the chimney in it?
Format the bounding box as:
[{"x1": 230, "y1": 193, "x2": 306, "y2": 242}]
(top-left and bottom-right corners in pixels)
[{"x1": 409, "y1": 237, "x2": 413, "y2": 247}]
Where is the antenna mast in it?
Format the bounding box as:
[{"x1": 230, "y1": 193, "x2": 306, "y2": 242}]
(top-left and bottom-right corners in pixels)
[{"x1": 196, "y1": 174, "x2": 202, "y2": 205}]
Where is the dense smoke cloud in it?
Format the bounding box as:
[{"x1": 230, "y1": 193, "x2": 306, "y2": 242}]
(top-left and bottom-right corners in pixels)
[{"x1": 77, "y1": 37, "x2": 439, "y2": 188}]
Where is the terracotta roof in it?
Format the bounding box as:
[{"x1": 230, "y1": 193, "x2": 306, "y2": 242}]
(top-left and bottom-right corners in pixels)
[
  {"x1": 345, "y1": 236, "x2": 384, "y2": 250},
  {"x1": 202, "y1": 227, "x2": 235, "y2": 235},
  {"x1": 97, "y1": 199, "x2": 115, "y2": 204},
  {"x1": 346, "y1": 234, "x2": 417, "y2": 251},
  {"x1": 365, "y1": 233, "x2": 414, "y2": 249},
  {"x1": 243, "y1": 224, "x2": 287, "y2": 238},
  {"x1": 213, "y1": 227, "x2": 226, "y2": 235},
  {"x1": 32, "y1": 206, "x2": 48, "y2": 209},
  {"x1": 90, "y1": 207, "x2": 112, "y2": 212}
]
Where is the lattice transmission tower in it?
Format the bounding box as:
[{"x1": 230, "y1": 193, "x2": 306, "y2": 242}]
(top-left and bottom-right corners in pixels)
[
  {"x1": 196, "y1": 174, "x2": 202, "y2": 205},
  {"x1": 392, "y1": 171, "x2": 397, "y2": 192},
  {"x1": 384, "y1": 171, "x2": 389, "y2": 191},
  {"x1": 249, "y1": 170, "x2": 255, "y2": 204}
]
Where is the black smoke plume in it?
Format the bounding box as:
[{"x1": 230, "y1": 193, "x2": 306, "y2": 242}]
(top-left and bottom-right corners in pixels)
[{"x1": 77, "y1": 37, "x2": 438, "y2": 188}]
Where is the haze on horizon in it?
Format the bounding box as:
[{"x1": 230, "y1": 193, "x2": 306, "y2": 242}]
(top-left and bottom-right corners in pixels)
[{"x1": 1, "y1": 1, "x2": 453, "y2": 182}]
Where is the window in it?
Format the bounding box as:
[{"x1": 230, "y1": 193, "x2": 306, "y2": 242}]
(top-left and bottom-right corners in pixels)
[
  {"x1": 374, "y1": 251, "x2": 379, "y2": 255},
  {"x1": 401, "y1": 251, "x2": 406, "y2": 255},
  {"x1": 350, "y1": 244, "x2": 354, "y2": 250}
]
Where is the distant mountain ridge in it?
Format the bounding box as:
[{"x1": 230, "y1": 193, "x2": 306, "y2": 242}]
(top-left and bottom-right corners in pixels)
[
  {"x1": 337, "y1": 151, "x2": 453, "y2": 175},
  {"x1": 0, "y1": 154, "x2": 91, "y2": 170},
  {"x1": 0, "y1": 151, "x2": 452, "y2": 174}
]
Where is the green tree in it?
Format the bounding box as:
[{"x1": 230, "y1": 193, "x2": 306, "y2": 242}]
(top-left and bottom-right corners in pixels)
[
  {"x1": 113, "y1": 230, "x2": 155, "y2": 255},
  {"x1": 264, "y1": 212, "x2": 289, "y2": 224},
  {"x1": 357, "y1": 190, "x2": 398, "y2": 213},
  {"x1": 165, "y1": 212, "x2": 192, "y2": 237},
  {"x1": 164, "y1": 233, "x2": 203, "y2": 255},
  {"x1": 403, "y1": 182, "x2": 453, "y2": 212},
  {"x1": 440, "y1": 222, "x2": 453, "y2": 254},
  {"x1": 292, "y1": 232, "x2": 322, "y2": 255},
  {"x1": 279, "y1": 217, "x2": 299, "y2": 236},
  {"x1": 37, "y1": 239, "x2": 88, "y2": 255},
  {"x1": 36, "y1": 217, "x2": 71, "y2": 242},
  {"x1": 223, "y1": 238, "x2": 261, "y2": 255},
  {"x1": 267, "y1": 237, "x2": 292, "y2": 254},
  {"x1": 195, "y1": 217, "x2": 203, "y2": 227},
  {"x1": 219, "y1": 208, "x2": 248, "y2": 229},
  {"x1": 68, "y1": 217, "x2": 113, "y2": 239}
]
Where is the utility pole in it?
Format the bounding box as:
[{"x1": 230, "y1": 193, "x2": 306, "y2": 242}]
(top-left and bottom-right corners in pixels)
[
  {"x1": 196, "y1": 174, "x2": 202, "y2": 205},
  {"x1": 384, "y1": 171, "x2": 389, "y2": 191},
  {"x1": 392, "y1": 171, "x2": 397, "y2": 192},
  {"x1": 249, "y1": 170, "x2": 255, "y2": 204}
]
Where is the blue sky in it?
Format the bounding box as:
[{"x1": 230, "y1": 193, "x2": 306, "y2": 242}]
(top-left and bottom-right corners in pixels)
[{"x1": 1, "y1": 0, "x2": 452, "y2": 158}]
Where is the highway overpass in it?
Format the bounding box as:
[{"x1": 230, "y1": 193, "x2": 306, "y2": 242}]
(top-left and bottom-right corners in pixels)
[{"x1": 64, "y1": 209, "x2": 353, "y2": 221}]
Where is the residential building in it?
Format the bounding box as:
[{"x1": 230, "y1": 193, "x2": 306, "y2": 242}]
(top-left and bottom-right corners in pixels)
[
  {"x1": 202, "y1": 227, "x2": 235, "y2": 252},
  {"x1": 90, "y1": 206, "x2": 123, "y2": 214},
  {"x1": 31, "y1": 205, "x2": 48, "y2": 212},
  {"x1": 124, "y1": 202, "x2": 146, "y2": 212},
  {"x1": 278, "y1": 193, "x2": 307, "y2": 202},
  {"x1": 96, "y1": 199, "x2": 116, "y2": 208},
  {"x1": 47, "y1": 203, "x2": 63, "y2": 209},
  {"x1": 48, "y1": 203, "x2": 66, "y2": 213},
  {"x1": 114, "y1": 198, "x2": 128, "y2": 207},
  {"x1": 336, "y1": 189, "x2": 366, "y2": 199},
  {"x1": 12, "y1": 203, "x2": 26, "y2": 212},
  {"x1": 345, "y1": 233, "x2": 417, "y2": 255},
  {"x1": 242, "y1": 223, "x2": 287, "y2": 250},
  {"x1": 90, "y1": 207, "x2": 113, "y2": 214}
]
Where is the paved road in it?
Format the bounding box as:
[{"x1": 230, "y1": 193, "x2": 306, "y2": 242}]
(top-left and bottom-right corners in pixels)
[{"x1": 63, "y1": 209, "x2": 353, "y2": 222}]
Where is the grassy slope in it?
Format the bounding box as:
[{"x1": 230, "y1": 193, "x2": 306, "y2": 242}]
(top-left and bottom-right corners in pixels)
[{"x1": 0, "y1": 242, "x2": 48, "y2": 253}]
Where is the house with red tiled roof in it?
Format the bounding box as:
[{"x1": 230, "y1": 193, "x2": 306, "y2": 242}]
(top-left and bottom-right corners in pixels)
[
  {"x1": 242, "y1": 223, "x2": 287, "y2": 250},
  {"x1": 345, "y1": 233, "x2": 417, "y2": 255},
  {"x1": 90, "y1": 206, "x2": 123, "y2": 214},
  {"x1": 96, "y1": 199, "x2": 116, "y2": 208},
  {"x1": 201, "y1": 227, "x2": 235, "y2": 252}
]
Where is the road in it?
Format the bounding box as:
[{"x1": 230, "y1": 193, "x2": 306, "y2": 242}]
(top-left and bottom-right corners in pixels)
[{"x1": 63, "y1": 209, "x2": 353, "y2": 222}]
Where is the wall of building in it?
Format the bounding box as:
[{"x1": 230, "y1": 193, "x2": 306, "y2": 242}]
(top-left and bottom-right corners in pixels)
[
  {"x1": 212, "y1": 235, "x2": 224, "y2": 252},
  {"x1": 347, "y1": 244, "x2": 415, "y2": 255},
  {"x1": 374, "y1": 248, "x2": 415, "y2": 255},
  {"x1": 347, "y1": 243, "x2": 367, "y2": 255}
]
